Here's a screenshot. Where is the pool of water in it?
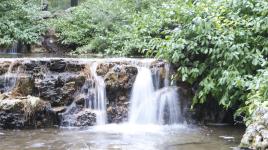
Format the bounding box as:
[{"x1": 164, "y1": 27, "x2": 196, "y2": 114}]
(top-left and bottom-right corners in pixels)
[{"x1": 0, "y1": 124, "x2": 244, "y2": 150}]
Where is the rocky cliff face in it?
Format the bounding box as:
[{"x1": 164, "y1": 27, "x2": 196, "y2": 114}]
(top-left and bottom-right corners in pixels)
[{"x1": 0, "y1": 58, "x2": 168, "y2": 129}]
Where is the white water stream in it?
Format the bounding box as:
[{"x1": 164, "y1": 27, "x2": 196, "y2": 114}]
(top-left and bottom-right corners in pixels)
[
  {"x1": 128, "y1": 65, "x2": 180, "y2": 125},
  {"x1": 88, "y1": 62, "x2": 107, "y2": 125}
]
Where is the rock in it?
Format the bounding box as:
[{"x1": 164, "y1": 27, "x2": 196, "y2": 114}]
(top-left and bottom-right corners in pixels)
[
  {"x1": 48, "y1": 59, "x2": 67, "y2": 72},
  {"x1": 66, "y1": 63, "x2": 85, "y2": 72},
  {"x1": 240, "y1": 107, "x2": 268, "y2": 149},
  {"x1": 261, "y1": 130, "x2": 268, "y2": 139},
  {"x1": 118, "y1": 96, "x2": 127, "y2": 101},
  {"x1": 42, "y1": 29, "x2": 63, "y2": 53},
  {"x1": 74, "y1": 94, "x2": 86, "y2": 106},
  {"x1": 104, "y1": 65, "x2": 138, "y2": 91},
  {"x1": 107, "y1": 104, "x2": 128, "y2": 123},
  {"x1": 0, "y1": 99, "x2": 24, "y2": 112},
  {"x1": 12, "y1": 76, "x2": 34, "y2": 96},
  {"x1": 263, "y1": 113, "x2": 268, "y2": 126},
  {"x1": 0, "y1": 95, "x2": 58, "y2": 129},
  {"x1": 74, "y1": 109, "x2": 96, "y2": 126},
  {"x1": 35, "y1": 73, "x2": 85, "y2": 106},
  {"x1": 96, "y1": 63, "x2": 115, "y2": 77},
  {"x1": 0, "y1": 61, "x2": 10, "y2": 75}
]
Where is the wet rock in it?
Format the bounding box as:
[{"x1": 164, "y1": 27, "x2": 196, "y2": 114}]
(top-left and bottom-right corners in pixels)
[
  {"x1": 74, "y1": 109, "x2": 96, "y2": 126},
  {"x1": 104, "y1": 65, "x2": 138, "y2": 97},
  {"x1": 0, "y1": 61, "x2": 10, "y2": 75},
  {"x1": 0, "y1": 99, "x2": 24, "y2": 112},
  {"x1": 66, "y1": 63, "x2": 85, "y2": 72},
  {"x1": 96, "y1": 63, "x2": 138, "y2": 90},
  {"x1": 35, "y1": 73, "x2": 85, "y2": 106},
  {"x1": 96, "y1": 63, "x2": 114, "y2": 76},
  {"x1": 60, "y1": 105, "x2": 96, "y2": 127},
  {"x1": 240, "y1": 107, "x2": 268, "y2": 149},
  {"x1": 0, "y1": 95, "x2": 58, "y2": 129},
  {"x1": 48, "y1": 59, "x2": 67, "y2": 72},
  {"x1": 74, "y1": 94, "x2": 86, "y2": 106},
  {"x1": 107, "y1": 104, "x2": 128, "y2": 123},
  {"x1": 12, "y1": 76, "x2": 34, "y2": 96}
]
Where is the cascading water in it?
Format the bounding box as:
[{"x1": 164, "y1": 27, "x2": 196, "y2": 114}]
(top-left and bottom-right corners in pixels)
[
  {"x1": 0, "y1": 61, "x2": 20, "y2": 93},
  {"x1": 128, "y1": 67, "x2": 157, "y2": 124},
  {"x1": 61, "y1": 61, "x2": 107, "y2": 126},
  {"x1": 128, "y1": 65, "x2": 181, "y2": 125},
  {"x1": 88, "y1": 62, "x2": 107, "y2": 125},
  {"x1": 156, "y1": 86, "x2": 180, "y2": 124}
]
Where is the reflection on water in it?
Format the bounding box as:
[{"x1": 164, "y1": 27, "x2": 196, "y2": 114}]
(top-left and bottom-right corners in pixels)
[{"x1": 0, "y1": 124, "x2": 243, "y2": 150}]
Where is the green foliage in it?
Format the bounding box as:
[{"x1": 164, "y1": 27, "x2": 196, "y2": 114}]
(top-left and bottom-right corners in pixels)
[
  {"x1": 236, "y1": 69, "x2": 268, "y2": 125},
  {"x1": 147, "y1": 0, "x2": 268, "y2": 122},
  {"x1": 49, "y1": 0, "x2": 167, "y2": 55},
  {"x1": 49, "y1": 0, "x2": 132, "y2": 54},
  {"x1": 0, "y1": 0, "x2": 46, "y2": 47},
  {"x1": 51, "y1": 0, "x2": 268, "y2": 123}
]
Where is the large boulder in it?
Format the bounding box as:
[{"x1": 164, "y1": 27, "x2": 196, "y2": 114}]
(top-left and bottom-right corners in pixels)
[{"x1": 0, "y1": 95, "x2": 58, "y2": 129}]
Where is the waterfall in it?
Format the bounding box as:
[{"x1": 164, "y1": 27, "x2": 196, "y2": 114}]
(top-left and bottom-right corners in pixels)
[
  {"x1": 128, "y1": 65, "x2": 181, "y2": 125},
  {"x1": 128, "y1": 67, "x2": 157, "y2": 124},
  {"x1": 88, "y1": 62, "x2": 107, "y2": 125},
  {"x1": 61, "y1": 62, "x2": 107, "y2": 126},
  {"x1": 156, "y1": 87, "x2": 180, "y2": 124},
  {"x1": 1, "y1": 58, "x2": 181, "y2": 127},
  {"x1": 1, "y1": 61, "x2": 20, "y2": 93}
]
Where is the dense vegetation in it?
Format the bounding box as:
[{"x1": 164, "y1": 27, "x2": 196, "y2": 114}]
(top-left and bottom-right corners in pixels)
[
  {"x1": 0, "y1": 0, "x2": 268, "y2": 124},
  {"x1": 0, "y1": 0, "x2": 45, "y2": 47}
]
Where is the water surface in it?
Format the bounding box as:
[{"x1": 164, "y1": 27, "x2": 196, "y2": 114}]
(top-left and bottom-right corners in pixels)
[{"x1": 0, "y1": 124, "x2": 243, "y2": 150}]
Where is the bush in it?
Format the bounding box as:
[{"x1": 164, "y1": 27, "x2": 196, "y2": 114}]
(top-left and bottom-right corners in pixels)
[{"x1": 0, "y1": 0, "x2": 46, "y2": 47}]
